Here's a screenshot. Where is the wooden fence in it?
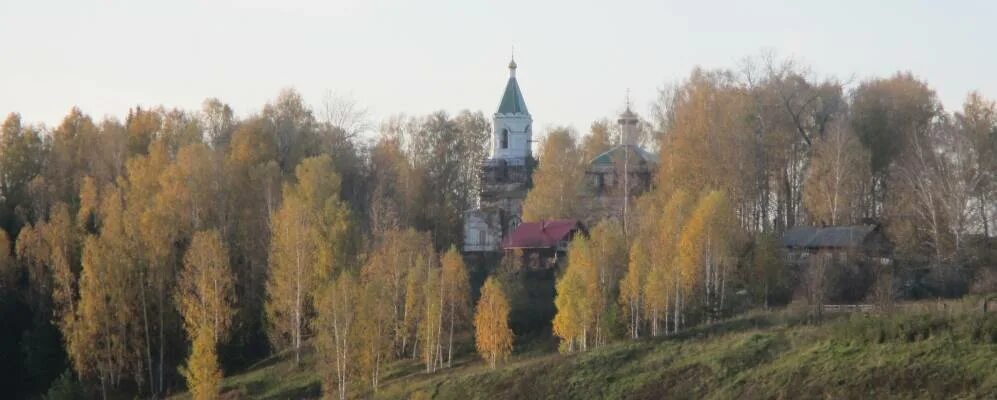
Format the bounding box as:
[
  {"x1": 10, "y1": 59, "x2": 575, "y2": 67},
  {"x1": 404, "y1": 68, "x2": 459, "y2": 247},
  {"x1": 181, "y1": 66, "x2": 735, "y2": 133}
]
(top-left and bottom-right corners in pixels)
[{"x1": 822, "y1": 304, "x2": 875, "y2": 313}]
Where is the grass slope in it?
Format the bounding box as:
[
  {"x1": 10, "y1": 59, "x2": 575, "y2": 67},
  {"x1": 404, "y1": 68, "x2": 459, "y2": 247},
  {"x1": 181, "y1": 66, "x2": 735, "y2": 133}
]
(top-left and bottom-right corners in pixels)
[{"x1": 175, "y1": 304, "x2": 997, "y2": 400}]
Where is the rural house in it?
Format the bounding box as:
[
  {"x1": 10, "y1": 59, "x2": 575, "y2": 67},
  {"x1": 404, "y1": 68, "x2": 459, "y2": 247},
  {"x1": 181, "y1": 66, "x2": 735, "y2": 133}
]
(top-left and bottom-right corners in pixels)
[
  {"x1": 501, "y1": 219, "x2": 588, "y2": 269},
  {"x1": 781, "y1": 224, "x2": 892, "y2": 265}
]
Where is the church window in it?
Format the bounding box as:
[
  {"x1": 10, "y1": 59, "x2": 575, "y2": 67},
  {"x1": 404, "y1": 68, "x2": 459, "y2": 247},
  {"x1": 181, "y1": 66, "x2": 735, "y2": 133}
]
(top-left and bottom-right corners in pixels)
[{"x1": 500, "y1": 128, "x2": 509, "y2": 149}]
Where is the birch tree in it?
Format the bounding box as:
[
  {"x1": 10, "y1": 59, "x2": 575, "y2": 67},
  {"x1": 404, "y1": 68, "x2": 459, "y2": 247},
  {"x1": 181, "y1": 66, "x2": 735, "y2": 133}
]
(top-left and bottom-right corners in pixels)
[
  {"x1": 803, "y1": 122, "x2": 871, "y2": 226},
  {"x1": 440, "y1": 247, "x2": 470, "y2": 368},
  {"x1": 677, "y1": 191, "x2": 738, "y2": 322},
  {"x1": 266, "y1": 155, "x2": 350, "y2": 365},
  {"x1": 522, "y1": 127, "x2": 584, "y2": 221},
  {"x1": 553, "y1": 236, "x2": 597, "y2": 352},
  {"x1": 177, "y1": 229, "x2": 236, "y2": 344},
  {"x1": 315, "y1": 273, "x2": 357, "y2": 400},
  {"x1": 474, "y1": 277, "x2": 513, "y2": 369}
]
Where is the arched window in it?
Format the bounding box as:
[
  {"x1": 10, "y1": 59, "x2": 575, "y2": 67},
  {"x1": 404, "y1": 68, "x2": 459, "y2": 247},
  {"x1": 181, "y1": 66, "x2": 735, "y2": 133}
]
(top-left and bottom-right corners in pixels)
[{"x1": 500, "y1": 128, "x2": 509, "y2": 149}]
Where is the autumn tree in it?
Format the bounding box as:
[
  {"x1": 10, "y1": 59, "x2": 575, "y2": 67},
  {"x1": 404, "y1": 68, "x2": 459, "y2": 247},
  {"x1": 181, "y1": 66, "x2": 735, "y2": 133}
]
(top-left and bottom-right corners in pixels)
[
  {"x1": 440, "y1": 247, "x2": 470, "y2": 368},
  {"x1": 744, "y1": 54, "x2": 846, "y2": 230},
  {"x1": 0, "y1": 112, "x2": 44, "y2": 229},
  {"x1": 368, "y1": 134, "x2": 415, "y2": 235},
  {"x1": 619, "y1": 239, "x2": 648, "y2": 339},
  {"x1": 122, "y1": 140, "x2": 176, "y2": 395},
  {"x1": 677, "y1": 191, "x2": 739, "y2": 322},
  {"x1": 888, "y1": 109, "x2": 988, "y2": 264},
  {"x1": 180, "y1": 331, "x2": 222, "y2": 400},
  {"x1": 200, "y1": 98, "x2": 236, "y2": 149},
  {"x1": 361, "y1": 229, "x2": 434, "y2": 359},
  {"x1": 72, "y1": 187, "x2": 144, "y2": 399},
  {"x1": 225, "y1": 116, "x2": 281, "y2": 354},
  {"x1": 0, "y1": 229, "x2": 14, "y2": 294},
  {"x1": 580, "y1": 119, "x2": 614, "y2": 162},
  {"x1": 587, "y1": 220, "x2": 626, "y2": 345},
  {"x1": 801, "y1": 251, "x2": 832, "y2": 320},
  {"x1": 522, "y1": 127, "x2": 584, "y2": 221},
  {"x1": 354, "y1": 276, "x2": 394, "y2": 392},
  {"x1": 315, "y1": 273, "x2": 357, "y2": 400},
  {"x1": 474, "y1": 277, "x2": 513, "y2": 369},
  {"x1": 553, "y1": 235, "x2": 597, "y2": 352},
  {"x1": 647, "y1": 190, "x2": 694, "y2": 335},
  {"x1": 419, "y1": 261, "x2": 444, "y2": 373},
  {"x1": 266, "y1": 155, "x2": 352, "y2": 365},
  {"x1": 177, "y1": 230, "x2": 236, "y2": 344},
  {"x1": 748, "y1": 232, "x2": 787, "y2": 309},
  {"x1": 954, "y1": 92, "x2": 997, "y2": 238},
  {"x1": 653, "y1": 69, "x2": 756, "y2": 230},
  {"x1": 803, "y1": 122, "x2": 871, "y2": 225},
  {"x1": 176, "y1": 230, "x2": 234, "y2": 400},
  {"x1": 263, "y1": 88, "x2": 320, "y2": 173},
  {"x1": 850, "y1": 73, "x2": 940, "y2": 216},
  {"x1": 405, "y1": 111, "x2": 490, "y2": 248}
]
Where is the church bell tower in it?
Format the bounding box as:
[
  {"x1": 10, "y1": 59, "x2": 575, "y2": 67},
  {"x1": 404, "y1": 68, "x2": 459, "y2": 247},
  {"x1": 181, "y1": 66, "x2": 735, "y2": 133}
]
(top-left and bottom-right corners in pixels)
[
  {"x1": 464, "y1": 57, "x2": 535, "y2": 253},
  {"x1": 491, "y1": 57, "x2": 533, "y2": 160}
]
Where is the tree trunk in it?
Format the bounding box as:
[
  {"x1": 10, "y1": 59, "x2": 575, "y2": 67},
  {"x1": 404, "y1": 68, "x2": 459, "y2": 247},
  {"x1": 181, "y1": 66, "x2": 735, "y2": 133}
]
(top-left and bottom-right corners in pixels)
[
  {"x1": 447, "y1": 303, "x2": 455, "y2": 368},
  {"x1": 140, "y1": 272, "x2": 155, "y2": 396},
  {"x1": 980, "y1": 194, "x2": 990, "y2": 238}
]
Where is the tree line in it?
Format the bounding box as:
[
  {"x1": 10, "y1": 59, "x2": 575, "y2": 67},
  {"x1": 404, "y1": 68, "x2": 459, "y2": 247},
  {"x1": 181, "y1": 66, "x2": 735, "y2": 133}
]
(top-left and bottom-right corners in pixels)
[
  {"x1": 532, "y1": 55, "x2": 994, "y2": 352},
  {"x1": 0, "y1": 54, "x2": 994, "y2": 398},
  {"x1": 0, "y1": 89, "x2": 504, "y2": 399}
]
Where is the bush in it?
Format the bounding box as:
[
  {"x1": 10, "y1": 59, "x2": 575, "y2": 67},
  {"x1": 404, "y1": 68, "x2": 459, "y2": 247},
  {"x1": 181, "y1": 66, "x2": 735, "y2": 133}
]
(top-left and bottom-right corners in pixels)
[
  {"x1": 957, "y1": 313, "x2": 997, "y2": 344},
  {"x1": 43, "y1": 370, "x2": 84, "y2": 400},
  {"x1": 970, "y1": 267, "x2": 997, "y2": 294}
]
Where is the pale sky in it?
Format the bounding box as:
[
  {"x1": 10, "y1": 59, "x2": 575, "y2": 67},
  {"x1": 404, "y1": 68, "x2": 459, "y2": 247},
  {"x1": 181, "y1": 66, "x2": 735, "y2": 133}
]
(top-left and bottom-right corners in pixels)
[{"x1": 2, "y1": 0, "x2": 995, "y2": 135}]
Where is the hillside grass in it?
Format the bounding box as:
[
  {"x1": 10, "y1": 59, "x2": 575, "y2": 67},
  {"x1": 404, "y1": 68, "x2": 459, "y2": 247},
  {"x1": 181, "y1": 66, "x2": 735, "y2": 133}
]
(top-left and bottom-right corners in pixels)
[{"x1": 172, "y1": 299, "x2": 997, "y2": 399}]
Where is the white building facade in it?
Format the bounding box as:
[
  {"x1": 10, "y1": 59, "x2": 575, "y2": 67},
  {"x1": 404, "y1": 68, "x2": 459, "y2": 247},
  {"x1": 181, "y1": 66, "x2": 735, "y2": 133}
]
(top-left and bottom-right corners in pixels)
[{"x1": 464, "y1": 58, "x2": 535, "y2": 253}]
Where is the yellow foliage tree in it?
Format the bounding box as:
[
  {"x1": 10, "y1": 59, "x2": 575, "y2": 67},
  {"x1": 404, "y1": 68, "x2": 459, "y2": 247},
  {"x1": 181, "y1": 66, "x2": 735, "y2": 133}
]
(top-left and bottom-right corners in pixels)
[
  {"x1": 177, "y1": 230, "x2": 236, "y2": 344},
  {"x1": 618, "y1": 239, "x2": 648, "y2": 339},
  {"x1": 677, "y1": 191, "x2": 738, "y2": 322},
  {"x1": 440, "y1": 246, "x2": 470, "y2": 368},
  {"x1": 354, "y1": 276, "x2": 393, "y2": 392},
  {"x1": 419, "y1": 261, "x2": 443, "y2": 373},
  {"x1": 315, "y1": 273, "x2": 357, "y2": 400},
  {"x1": 649, "y1": 189, "x2": 694, "y2": 335},
  {"x1": 803, "y1": 123, "x2": 871, "y2": 226},
  {"x1": 553, "y1": 235, "x2": 598, "y2": 352},
  {"x1": 474, "y1": 277, "x2": 513, "y2": 368},
  {"x1": 587, "y1": 220, "x2": 626, "y2": 345},
  {"x1": 181, "y1": 329, "x2": 223, "y2": 400},
  {"x1": 177, "y1": 230, "x2": 234, "y2": 400},
  {"x1": 522, "y1": 127, "x2": 584, "y2": 221},
  {"x1": 266, "y1": 154, "x2": 351, "y2": 365},
  {"x1": 360, "y1": 228, "x2": 433, "y2": 359},
  {"x1": 73, "y1": 187, "x2": 144, "y2": 399},
  {"x1": 266, "y1": 193, "x2": 316, "y2": 365}
]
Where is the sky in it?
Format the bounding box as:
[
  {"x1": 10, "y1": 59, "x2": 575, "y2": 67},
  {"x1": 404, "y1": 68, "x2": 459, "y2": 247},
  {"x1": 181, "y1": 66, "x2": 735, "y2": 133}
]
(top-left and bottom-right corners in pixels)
[{"x1": 2, "y1": 0, "x2": 995, "y2": 136}]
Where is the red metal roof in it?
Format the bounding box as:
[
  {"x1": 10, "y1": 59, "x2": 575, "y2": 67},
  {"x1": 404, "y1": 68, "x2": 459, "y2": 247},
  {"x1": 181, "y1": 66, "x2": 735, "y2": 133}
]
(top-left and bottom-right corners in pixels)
[{"x1": 502, "y1": 219, "x2": 583, "y2": 249}]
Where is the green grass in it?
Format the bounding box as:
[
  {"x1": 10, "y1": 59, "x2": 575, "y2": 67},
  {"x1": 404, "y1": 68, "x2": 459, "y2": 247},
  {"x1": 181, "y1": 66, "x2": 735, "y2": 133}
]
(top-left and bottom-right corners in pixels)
[{"x1": 172, "y1": 302, "x2": 997, "y2": 399}]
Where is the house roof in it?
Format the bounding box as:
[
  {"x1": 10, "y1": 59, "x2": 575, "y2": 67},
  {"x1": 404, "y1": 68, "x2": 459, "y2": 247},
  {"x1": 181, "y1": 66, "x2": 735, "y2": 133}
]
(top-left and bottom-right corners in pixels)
[
  {"x1": 502, "y1": 219, "x2": 583, "y2": 249},
  {"x1": 497, "y1": 77, "x2": 528, "y2": 115},
  {"x1": 781, "y1": 225, "x2": 877, "y2": 249},
  {"x1": 589, "y1": 144, "x2": 658, "y2": 166}
]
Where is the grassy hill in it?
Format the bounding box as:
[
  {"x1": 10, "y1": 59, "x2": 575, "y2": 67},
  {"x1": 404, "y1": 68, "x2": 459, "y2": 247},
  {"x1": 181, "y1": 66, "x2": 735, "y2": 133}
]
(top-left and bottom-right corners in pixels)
[{"x1": 172, "y1": 299, "x2": 997, "y2": 400}]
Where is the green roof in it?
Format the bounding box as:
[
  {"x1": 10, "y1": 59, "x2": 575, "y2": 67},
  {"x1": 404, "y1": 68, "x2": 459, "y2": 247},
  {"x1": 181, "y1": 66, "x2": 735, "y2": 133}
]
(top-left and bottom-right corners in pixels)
[
  {"x1": 498, "y1": 77, "x2": 529, "y2": 114},
  {"x1": 590, "y1": 145, "x2": 658, "y2": 166}
]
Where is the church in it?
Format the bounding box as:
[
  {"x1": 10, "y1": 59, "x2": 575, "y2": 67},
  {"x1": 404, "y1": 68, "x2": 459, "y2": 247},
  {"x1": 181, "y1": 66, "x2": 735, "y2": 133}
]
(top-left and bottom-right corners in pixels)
[{"x1": 463, "y1": 58, "x2": 657, "y2": 260}]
